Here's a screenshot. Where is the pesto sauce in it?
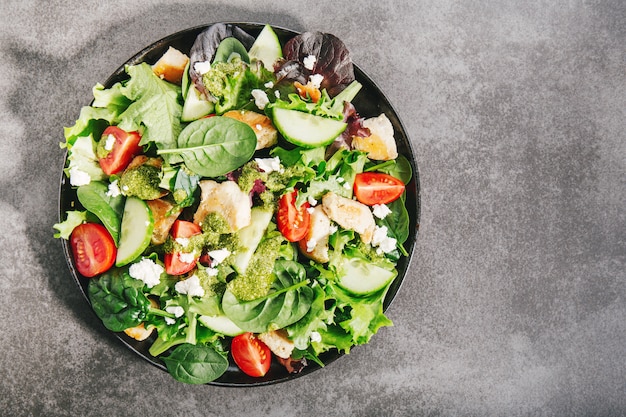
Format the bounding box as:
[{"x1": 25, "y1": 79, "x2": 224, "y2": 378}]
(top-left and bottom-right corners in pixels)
[{"x1": 227, "y1": 234, "x2": 283, "y2": 301}]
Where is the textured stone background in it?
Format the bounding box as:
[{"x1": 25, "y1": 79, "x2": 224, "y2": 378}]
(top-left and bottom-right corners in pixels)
[{"x1": 1, "y1": 1, "x2": 624, "y2": 416}]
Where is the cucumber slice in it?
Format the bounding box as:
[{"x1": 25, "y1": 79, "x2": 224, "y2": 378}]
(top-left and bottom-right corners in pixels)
[
  {"x1": 248, "y1": 24, "x2": 283, "y2": 71},
  {"x1": 271, "y1": 107, "x2": 347, "y2": 148},
  {"x1": 231, "y1": 207, "x2": 273, "y2": 274},
  {"x1": 115, "y1": 197, "x2": 154, "y2": 267},
  {"x1": 338, "y1": 258, "x2": 398, "y2": 295},
  {"x1": 181, "y1": 83, "x2": 215, "y2": 122},
  {"x1": 198, "y1": 315, "x2": 244, "y2": 337},
  {"x1": 181, "y1": 60, "x2": 190, "y2": 100}
]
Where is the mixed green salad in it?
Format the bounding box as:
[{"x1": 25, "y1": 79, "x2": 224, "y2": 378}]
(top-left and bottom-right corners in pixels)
[{"x1": 55, "y1": 23, "x2": 412, "y2": 384}]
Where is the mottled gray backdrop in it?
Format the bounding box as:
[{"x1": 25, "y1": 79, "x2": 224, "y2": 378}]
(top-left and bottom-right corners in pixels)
[{"x1": 0, "y1": 0, "x2": 624, "y2": 416}]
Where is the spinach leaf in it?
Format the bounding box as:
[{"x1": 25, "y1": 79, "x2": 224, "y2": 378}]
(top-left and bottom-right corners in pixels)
[
  {"x1": 213, "y1": 37, "x2": 250, "y2": 64},
  {"x1": 161, "y1": 344, "x2": 229, "y2": 384},
  {"x1": 76, "y1": 181, "x2": 124, "y2": 244},
  {"x1": 378, "y1": 195, "x2": 410, "y2": 247},
  {"x1": 222, "y1": 260, "x2": 314, "y2": 333},
  {"x1": 88, "y1": 267, "x2": 151, "y2": 332},
  {"x1": 366, "y1": 154, "x2": 413, "y2": 185},
  {"x1": 158, "y1": 117, "x2": 256, "y2": 177},
  {"x1": 173, "y1": 167, "x2": 201, "y2": 208}
]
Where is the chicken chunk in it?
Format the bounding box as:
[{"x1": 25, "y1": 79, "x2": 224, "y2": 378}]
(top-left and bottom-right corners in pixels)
[
  {"x1": 299, "y1": 205, "x2": 331, "y2": 263},
  {"x1": 193, "y1": 180, "x2": 251, "y2": 232},
  {"x1": 222, "y1": 109, "x2": 278, "y2": 150},
  {"x1": 257, "y1": 330, "x2": 294, "y2": 359},
  {"x1": 322, "y1": 192, "x2": 375, "y2": 244},
  {"x1": 147, "y1": 198, "x2": 182, "y2": 245}
]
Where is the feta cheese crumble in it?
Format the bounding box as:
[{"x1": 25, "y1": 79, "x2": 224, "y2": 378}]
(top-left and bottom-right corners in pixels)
[
  {"x1": 193, "y1": 61, "x2": 212, "y2": 75},
  {"x1": 310, "y1": 331, "x2": 322, "y2": 343},
  {"x1": 106, "y1": 180, "x2": 121, "y2": 197},
  {"x1": 69, "y1": 166, "x2": 91, "y2": 186},
  {"x1": 303, "y1": 54, "x2": 316, "y2": 70},
  {"x1": 104, "y1": 134, "x2": 116, "y2": 151},
  {"x1": 371, "y1": 225, "x2": 397, "y2": 254},
  {"x1": 164, "y1": 306, "x2": 184, "y2": 325},
  {"x1": 372, "y1": 204, "x2": 392, "y2": 219},
  {"x1": 306, "y1": 238, "x2": 317, "y2": 253},
  {"x1": 309, "y1": 73, "x2": 324, "y2": 89},
  {"x1": 208, "y1": 248, "x2": 231, "y2": 266},
  {"x1": 175, "y1": 274, "x2": 205, "y2": 297},
  {"x1": 255, "y1": 156, "x2": 283, "y2": 173},
  {"x1": 129, "y1": 258, "x2": 164, "y2": 288},
  {"x1": 264, "y1": 81, "x2": 274, "y2": 88},
  {"x1": 307, "y1": 195, "x2": 318, "y2": 206},
  {"x1": 178, "y1": 252, "x2": 196, "y2": 264},
  {"x1": 175, "y1": 237, "x2": 190, "y2": 248},
  {"x1": 251, "y1": 89, "x2": 270, "y2": 110}
]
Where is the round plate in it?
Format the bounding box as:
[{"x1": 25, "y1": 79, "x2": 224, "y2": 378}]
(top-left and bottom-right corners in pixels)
[{"x1": 59, "y1": 22, "x2": 421, "y2": 386}]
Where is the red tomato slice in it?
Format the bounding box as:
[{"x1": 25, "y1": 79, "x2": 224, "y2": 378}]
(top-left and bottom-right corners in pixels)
[
  {"x1": 164, "y1": 220, "x2": 202, "y2": 275},
  {"x1": 98, "y1": 126, "x2": 142, "y2": 176},
  {"x1": 70, "y1": 223, "x2": 116, "y2": 277},
  {"x1": 231, "y1": 332, "x2": 271, "y2": 377},
  {"x1": 353, "y1": 172, "x2": 405, "y2": 205},
  {"x1": 277, "y1": 190, "x2": 310, "y2": 242}
]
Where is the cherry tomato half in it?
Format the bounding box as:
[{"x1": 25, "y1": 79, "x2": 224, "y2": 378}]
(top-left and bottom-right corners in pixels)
[
  {"x1": 98, "y1": 126, "x2": 142, "y2": 176},
  {"x1": 70, "y1": 223, "x2": 116, "y2": 277},
  {"x1": 164, "y1": 220, "x2": 202, "y2": 275},
  {"x1": 277, "y1": 190, "x2": 310, "y2": 242},
  {"x1": 353, "y1": 172, "x2": 405, "y2": 205},
  {"x1": 231, "y1": 332, "x2": 272, "y2": 377}
]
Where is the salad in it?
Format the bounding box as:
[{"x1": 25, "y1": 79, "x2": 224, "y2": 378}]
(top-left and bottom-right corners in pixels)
[{"x1": 54, "y1": 23, "x2": 413, "y2": 384}]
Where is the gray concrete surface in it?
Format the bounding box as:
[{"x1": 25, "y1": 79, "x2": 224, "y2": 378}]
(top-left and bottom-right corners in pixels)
[{"x1": 1, "y1": 0, "x2": 624, "y2": 416}]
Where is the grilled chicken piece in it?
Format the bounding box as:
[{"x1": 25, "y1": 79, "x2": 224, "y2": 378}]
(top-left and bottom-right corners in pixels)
[
  {"x1": 258, "y1": 330, "x2": 295, "y2": 359},
  {"x1": 299, "y1": 205, "x2": 331, "y2": 263},
  {"x1": 352, "y1": 113, "x2": 398, "y2": 161},
  {"x1": 222, "y1": 109, "x2": 278, "y2": 150},
  {"x1": 193, "y1": 180, "x2": 251, "y2": 232},
  {"x1": 147, "y1": 198, "x2": 182, "y2": 245},
  {"x1": 152, "y1": 46, "x2": 189, "y2": 84},
  {"x1": 321, "y1": 192, "x2": 375, "y2": 244}
]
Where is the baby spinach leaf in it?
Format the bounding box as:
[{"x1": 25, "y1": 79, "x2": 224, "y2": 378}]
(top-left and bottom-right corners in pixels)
[
  {"x1": 213, "y1": 37, "x2": 250, "y2": 64},
  {"x1": 378, "y1": 195, "x2": 410, "y2": 247},
  {"x1": 222, "y1": 260, "x2": 314, "y2": 333},
  {"x1": 76, "y1": 181, "x2": 124, "y2": 244},
  {"x1": 161, "y1": 344, "x2": 229, "y2": 384},
  {"x1": 88, "y1": 267, "x2": 151, "y2": 332},
  {"x1": 158, "y1": 117, "x2": 256, "y2": 177}
]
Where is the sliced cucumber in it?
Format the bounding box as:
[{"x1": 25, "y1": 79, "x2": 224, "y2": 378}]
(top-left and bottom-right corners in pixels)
[
  {"x1": 115, "y1": 197, "x2": 154, "y2": 267},
  {"x1": 181, "y1": 83, "x2": 215, "y2": 122},
  {"x1": 231, "y1": 207, "x2": 274, "y2": 274},
  {"x1": 271, "y1": 107, "x2": 347, "y2": 148},
  {"x1": 338, "y1": 258, "x2": 398, "y2": 295},
  {"x1": 198, "y1": 314, "x2": 244, "y2": 337},
  {"x1": 248, "y1": 24, "x2": 283, "y2": 71},
  {"x1": 181, "y1": 60, "x2": 190, "y2": 100}
]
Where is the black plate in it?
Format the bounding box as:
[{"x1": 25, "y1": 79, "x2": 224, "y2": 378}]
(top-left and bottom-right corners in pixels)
[{"x1": 59, "y1": 22, "x2": 421, "y2": 386}]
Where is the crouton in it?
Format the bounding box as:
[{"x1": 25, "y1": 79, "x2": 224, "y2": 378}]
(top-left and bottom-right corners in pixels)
[
  {"x1": 152, "y1": 46, "x2": 189, "y2": 84},
  {"x1": 257, "y1": 330, "x2": 294, "y2": 359},
  {"x1": 352, "y1": 113, "x2": 398, "y2": 161}
]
